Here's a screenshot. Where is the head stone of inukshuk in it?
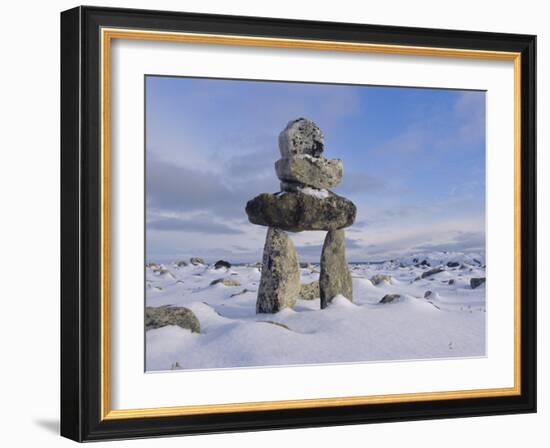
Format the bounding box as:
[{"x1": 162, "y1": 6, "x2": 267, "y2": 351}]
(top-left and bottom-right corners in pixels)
[{"x1": 246, "y1": 118, "x2": 357, "y2": 313}]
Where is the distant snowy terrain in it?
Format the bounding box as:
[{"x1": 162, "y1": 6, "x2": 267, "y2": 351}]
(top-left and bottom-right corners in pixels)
[{"x1": 145, "y1": 252, "x2": 486, "y2": 371}]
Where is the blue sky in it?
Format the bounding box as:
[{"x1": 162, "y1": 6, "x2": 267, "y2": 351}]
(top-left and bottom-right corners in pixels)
[{"x1": 146, "y1": 76, "x2": 486, "y2": 263}]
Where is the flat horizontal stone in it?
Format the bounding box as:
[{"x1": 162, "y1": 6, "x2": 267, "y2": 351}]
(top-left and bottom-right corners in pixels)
[
  {"x1": 275, "y1": 156, "x2": 342, "y2": 189},
  {"x1": 246, "y1": 190, "x2": 356, "y2": 232},
  {"x1": 279, "y1": 118, "x2": 324, "y2": 158}
]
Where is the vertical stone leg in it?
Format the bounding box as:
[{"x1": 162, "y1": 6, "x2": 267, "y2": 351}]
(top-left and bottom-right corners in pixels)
[
  {"x1": 320, "y1": 229, "x2": 353, "y2": 309},
  {"x1": 256, "y1": 227, "x2": 301, "y2": 313}
]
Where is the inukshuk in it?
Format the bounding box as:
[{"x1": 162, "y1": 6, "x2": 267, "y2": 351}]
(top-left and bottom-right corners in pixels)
[{"x1": 246, "y1": 118, "x2": 357, "y2": 312}]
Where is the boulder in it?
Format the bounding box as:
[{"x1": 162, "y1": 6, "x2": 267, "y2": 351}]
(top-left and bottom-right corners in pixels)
[
  {"x1": 370, "y1": 274, "x2": 392, "y2": 285},
  {"x1": 210, "y1": 278, "x2": 241, "y2": 287},
  {"x1": 246, "y1": 190, "x2": 356, "y2": 232},
  {"x1": 145, "y1": 306, "x2": 200, "y2": 333},
  {"x1": 446, "y1": 261, "x2": 460, "y2": 268},
  {"x1": 190, "y1": 257, "x2": 206, "y2": 266},
  {"x1": 320, "y1": 229, "x2": 353, "y2": 308},
  {"x1": 470, "y1": 277, "x2": 486, "y2": 289},
  {"x1": 278, "y1": 118, "x2": 324, "y2": 158},
  {"x1": 299, "y1": 280, "x2": 320, "y2": 300},
  {"x1": 275, "y1": 157, "x2": 342, "y2": 189},
  {"x1": 214, "y1": 259, "x2": 231, "y2": 269},
  {"x1": 256, "y1": 228, "x2": 301, "y2": 313}
]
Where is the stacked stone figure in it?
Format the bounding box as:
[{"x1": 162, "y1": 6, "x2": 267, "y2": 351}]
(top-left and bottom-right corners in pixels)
[{"x1": 246, "y1": 118, "x2": 357, "y2": 312}]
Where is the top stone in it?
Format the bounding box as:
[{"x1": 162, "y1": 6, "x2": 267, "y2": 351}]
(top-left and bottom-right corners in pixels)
[{"x1": 278, "y1": 118, "x2": 324, "y2": 158}]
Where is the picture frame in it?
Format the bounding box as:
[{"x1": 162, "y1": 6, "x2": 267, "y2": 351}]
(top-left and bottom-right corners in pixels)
[{"x1": 60, "y1": 5, "x2": 536, "y2": 442}]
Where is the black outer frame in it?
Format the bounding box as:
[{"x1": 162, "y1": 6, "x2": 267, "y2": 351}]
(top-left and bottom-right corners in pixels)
[{"x1": 60, "y1": 5, "x2": 537, "y2": 442}]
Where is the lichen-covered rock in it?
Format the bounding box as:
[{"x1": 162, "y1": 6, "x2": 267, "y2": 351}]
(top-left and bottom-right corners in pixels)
[
  {"x1": 190, "y1": 257, "x2": 206, "y2": 266},
  {"x1": 320, "y1": 230, "x2": 353, "y2": 308},
  {"x1": 470, "y1": 277, "x2": 486, "y2": 289},
  {"x1": 275, "y1": 156, "x2": 342, "y2": 189},
  {"x1": 299, "y1": 280, "x2": 320, "y2": 300},
  {"x1": 210, "y1": 277, "x2": 241, "y2": 287},
  {"x1": 246, "y1": 190, "x2": 356, "y2": 232},
  {"x1": 256, "y1": 228, "x2": 301, "y2": 313},
  {"x1": 370, "y1": 274, "x2": 392, "y2": 285},
  {"x1": 379, "y1": 294, "x2": 401, "y2": 304},
  {"x1": 279, "y1": 118, "x2": 324, "y2": 158},
  {"x1": 145, "y1": 306, "x2": 200, "y2": 333}
]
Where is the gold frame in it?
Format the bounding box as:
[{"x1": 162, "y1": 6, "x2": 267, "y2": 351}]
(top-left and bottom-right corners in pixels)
[{"x1": 100, "y1": 28, "x2": 522, "y2": 421}]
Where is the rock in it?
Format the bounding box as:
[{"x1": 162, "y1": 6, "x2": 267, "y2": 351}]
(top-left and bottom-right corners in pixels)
[
  {"x1": 246, "y1": 190, "x2": 356, "y2": 232},
  {"x1": 176, "y1": 260, "x2": 187, "y2": 267},
  {"x1": 210, "y1": 278, "x2": 241, "y2": 287},
  {"x1": 424, "y1": 290, "x2": 433, "y2": 298},
  {"x1": 370, "y1": 274, "x2": 392, "y2": 285},
  {"x1": 299, "y1": 281, "x2": 320, "y2": 300},
  {"x1": 230, "y1": 288, "x2": 255, "y2": 298},
  {"x1": 145, "y1": 306, "x2": 200, "y2": 333},
  {"x1": 214, "y1": 260, "x2": 231, "y2": 269},
  {"x1": 419, "y1": 259, "x2": 430, "y2": 267},
  {"x1": 448, "y1": 279, "x2": 455, "y2": 285},
  {"x1": 446, "y1": 261, "x2": 460, "y2": 268},
  {"x1": 257, "y1": 320, "x2": 291, "y2": 331},
  {"x1": 190, "y1": 257, "x2": 206, "y2": 266},
  {"x1": 421, "y1": 267, "x2": 444, "y2": 279},
  {"x1": 256, "y1": 228, "x2": 301, "y2": 313},
  {"x1": 470, "y1": 277, "x2": 486, "y2": 289},
  {"x1": 379, "y1": 294, "x2": 401, "y2": 304},
  {"x1": 279, "y1": 118, "x2": 324, "y2": 158},
  {"x1": 146, "y1": 262, "x2": 160, "y2": 270},
  {"x1": 275, "y1": 157, "x2": 342, "y2": 189},
  {"x1": 320, "y1": 230, "x2": 353, "y2": 308}
]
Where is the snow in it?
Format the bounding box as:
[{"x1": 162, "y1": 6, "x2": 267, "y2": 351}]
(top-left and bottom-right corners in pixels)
[
  {"x1": 145, "y1": 253, "x2": 486, "y2": 371},
  {"x1": 296, "y1": 186, "x2": 330, "y2": 198}
]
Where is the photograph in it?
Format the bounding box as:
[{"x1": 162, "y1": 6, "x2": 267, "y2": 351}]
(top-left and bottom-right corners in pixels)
[{"x1": 144, "y1": 76, "x2": 487, "y2": 371}]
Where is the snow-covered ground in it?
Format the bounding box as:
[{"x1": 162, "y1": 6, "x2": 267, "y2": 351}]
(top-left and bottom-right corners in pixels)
[{"x1": 145, "y1": 252, "x2": 486, "y2": 371}]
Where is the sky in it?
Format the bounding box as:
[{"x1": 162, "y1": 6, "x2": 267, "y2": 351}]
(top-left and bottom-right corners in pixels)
[{"x1": 145, "y1": 76, "x2": 486, "y2": 263}]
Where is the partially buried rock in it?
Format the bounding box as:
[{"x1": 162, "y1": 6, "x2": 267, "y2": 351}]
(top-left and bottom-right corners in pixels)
[
  {"x1": 230, "y1": 288, "x2": 254, "y2": 298},
  {"x1": 256, "y1": 228, "x2": 301, "y2": 313},
  {"x1": 279, "y1": 118, "x2": 324, "y2": 158},
  {"x1": 421, "y1": 267, "x2": 444, "y2": 279},
  {"x1": 379, "y1": 294, "x2": 401, "y2": 304},
  {"x1": 299, "y1": 280, "x2": 320, "y2": 300},
  {"x1": 210, "y1": 277, "x2": 241, "y2": 287},
  {"x1": 320, "y1": 229, "x2": 353, "y2": 308},
  {"x1": 145, "y1": 306, "x2": 200, "y2": 333},
  {"x1": 470, "y1": 277, "x2": 486, "y2": 289},
  {"x1": 370, "y1": 274, "x2": 392, "y2": 285},
  {"x1": 446, "y1": 261, "x2": 460, "y2": 268},
  {"x1": 190, "y1": 257, "x2": 206, "y2": 266},
  {"x1": 214, "y1": 260, "x2": 231, "y2": 269},
  {"x1": 275, "y1": 156, "x2": 342, "y2": 190},
  {"x1": 246, "y1": 190, "x2": 356, "y2": 232}
]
